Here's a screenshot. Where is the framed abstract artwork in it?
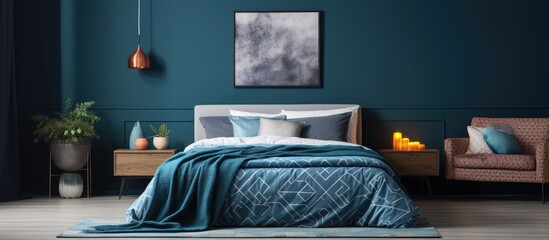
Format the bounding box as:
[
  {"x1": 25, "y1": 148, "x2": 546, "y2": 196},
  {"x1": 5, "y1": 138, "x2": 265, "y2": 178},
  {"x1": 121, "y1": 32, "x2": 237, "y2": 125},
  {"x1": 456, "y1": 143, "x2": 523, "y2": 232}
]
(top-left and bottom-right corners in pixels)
[{"x1": 234, "y1": 11, "x2": 321, "y2": 88}]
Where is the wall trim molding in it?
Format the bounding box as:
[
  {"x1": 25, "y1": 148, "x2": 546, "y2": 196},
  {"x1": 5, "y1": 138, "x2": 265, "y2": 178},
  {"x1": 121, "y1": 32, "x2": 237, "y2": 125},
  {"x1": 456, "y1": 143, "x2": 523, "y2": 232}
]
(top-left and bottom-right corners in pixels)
[
  {"x1": 17, "y1": 106, "x2": 549, "y2": 111},
  {"x1": 17, "y1": 107, "x2": 195, "y2": 111},
  {"x1": 363, "y1": 106, "x2": 549, "y2": 110},
  {"x1": 365, "y1": 119, "x2": 445, "y2": 122},
  {"x1": 364, "y1": 118, "x2": 447, "y2": 141}
]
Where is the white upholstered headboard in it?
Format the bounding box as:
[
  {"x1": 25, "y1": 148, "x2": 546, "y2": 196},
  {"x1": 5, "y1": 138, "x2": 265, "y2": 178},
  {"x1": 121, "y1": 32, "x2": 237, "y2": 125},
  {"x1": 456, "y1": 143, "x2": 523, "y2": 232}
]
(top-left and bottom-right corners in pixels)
[{"x1": 194, "y1": 104, "x2": 362, "y2": 144}]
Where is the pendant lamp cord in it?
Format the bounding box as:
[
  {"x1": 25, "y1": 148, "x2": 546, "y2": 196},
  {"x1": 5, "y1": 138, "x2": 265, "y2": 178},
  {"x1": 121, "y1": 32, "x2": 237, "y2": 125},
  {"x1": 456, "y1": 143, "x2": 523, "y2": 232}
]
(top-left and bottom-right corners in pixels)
[{"x1": 137, "y1": 0, "x2": 141, "y2": 45}]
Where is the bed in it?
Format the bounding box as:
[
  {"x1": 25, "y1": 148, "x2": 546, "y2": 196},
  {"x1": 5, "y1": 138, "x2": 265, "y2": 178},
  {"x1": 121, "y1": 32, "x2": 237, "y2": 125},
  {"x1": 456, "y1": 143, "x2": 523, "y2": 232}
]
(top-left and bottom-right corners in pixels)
[{"x1": 95, "y1": 104, "x2": 419, "y2": 233}]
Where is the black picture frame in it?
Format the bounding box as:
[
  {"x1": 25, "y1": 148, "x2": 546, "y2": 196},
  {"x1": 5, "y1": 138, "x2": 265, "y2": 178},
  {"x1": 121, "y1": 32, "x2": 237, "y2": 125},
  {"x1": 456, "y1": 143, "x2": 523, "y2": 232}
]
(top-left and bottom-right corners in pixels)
[{"x1": 234, "y1": 11, "x2": 321, "y2": 88}]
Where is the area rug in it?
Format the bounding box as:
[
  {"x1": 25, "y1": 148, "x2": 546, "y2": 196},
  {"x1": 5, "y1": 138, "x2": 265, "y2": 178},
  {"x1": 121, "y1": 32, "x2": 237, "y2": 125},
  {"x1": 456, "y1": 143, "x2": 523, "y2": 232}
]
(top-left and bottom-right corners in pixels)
[{"x1": 57, "y1": 218, "x2": 440, "y2": 238}]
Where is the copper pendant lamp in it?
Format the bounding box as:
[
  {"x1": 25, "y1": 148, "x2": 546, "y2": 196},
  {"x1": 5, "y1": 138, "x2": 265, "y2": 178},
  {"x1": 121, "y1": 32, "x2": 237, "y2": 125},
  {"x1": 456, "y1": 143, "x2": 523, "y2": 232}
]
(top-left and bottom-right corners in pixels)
[{"x1": 128, "y1": 0, "x2": 150, "y2": 69}]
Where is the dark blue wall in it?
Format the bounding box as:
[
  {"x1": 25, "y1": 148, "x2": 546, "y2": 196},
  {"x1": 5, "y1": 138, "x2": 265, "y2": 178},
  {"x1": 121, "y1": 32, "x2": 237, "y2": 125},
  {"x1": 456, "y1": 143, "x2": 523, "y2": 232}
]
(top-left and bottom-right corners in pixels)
[{"x1": 16, "y1": 0, "x2": 549, "y2": 196}]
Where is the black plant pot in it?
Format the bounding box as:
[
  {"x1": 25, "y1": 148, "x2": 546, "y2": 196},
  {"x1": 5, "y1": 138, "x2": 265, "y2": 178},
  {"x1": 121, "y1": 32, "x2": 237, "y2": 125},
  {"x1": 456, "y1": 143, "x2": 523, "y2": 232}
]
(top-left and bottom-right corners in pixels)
[{"x1": 50, "y1": 139, "x2": 90, "y2": 172}]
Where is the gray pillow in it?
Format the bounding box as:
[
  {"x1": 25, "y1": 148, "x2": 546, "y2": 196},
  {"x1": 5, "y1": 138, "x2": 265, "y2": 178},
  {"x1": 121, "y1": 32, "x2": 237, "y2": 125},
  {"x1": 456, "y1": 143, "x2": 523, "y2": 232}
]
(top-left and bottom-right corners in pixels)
[
  {"x1": 199, "y1": 116, "x2": 233, "y2": 139},
  {"x1": 288, "y1": 112, "x2": 352, "y2": 142},
  {"x1": 258, "y1": 118, "x2": 303, "y2": 137}
]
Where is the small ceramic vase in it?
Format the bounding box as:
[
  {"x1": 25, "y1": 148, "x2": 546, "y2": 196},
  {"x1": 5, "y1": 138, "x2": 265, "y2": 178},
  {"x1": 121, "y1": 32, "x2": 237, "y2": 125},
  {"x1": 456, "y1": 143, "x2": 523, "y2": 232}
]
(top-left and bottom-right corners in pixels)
[
  {"x1": 135, "y1": 138, "x2": 149, "y2": 150},
  {"x1": 153, "y1": 137, "x2": 169, "y2": 150},
  {"x1": 59, "y1": 173, "x2": 83, "y2": 199},
  {"x1": 129, "y1": 121, "x2": 144, "y2": 149}
]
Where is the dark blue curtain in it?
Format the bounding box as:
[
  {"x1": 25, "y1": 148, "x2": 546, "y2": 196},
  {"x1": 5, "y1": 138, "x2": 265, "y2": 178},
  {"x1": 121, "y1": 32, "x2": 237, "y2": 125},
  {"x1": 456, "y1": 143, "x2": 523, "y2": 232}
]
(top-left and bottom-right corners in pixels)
[{"x1": 0, "y1": 0, "x2": 20, "y2": 201}]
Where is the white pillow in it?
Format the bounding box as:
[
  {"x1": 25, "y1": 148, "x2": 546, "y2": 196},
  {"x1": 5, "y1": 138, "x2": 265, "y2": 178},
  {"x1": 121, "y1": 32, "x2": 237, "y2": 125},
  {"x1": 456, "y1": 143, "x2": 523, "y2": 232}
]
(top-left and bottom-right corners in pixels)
[
  {"x1": 466, "y1": 126, "x2": 493, "y2": 154},
  {"x1": 258, "y1": 118, "x2": 303, "y2": 137},
  {"x1": 229, "y1": 109, "x2": 284, "y2": 118},
  {"x1": 281, "y1": 106, "x2": 359, "y2": 143}
]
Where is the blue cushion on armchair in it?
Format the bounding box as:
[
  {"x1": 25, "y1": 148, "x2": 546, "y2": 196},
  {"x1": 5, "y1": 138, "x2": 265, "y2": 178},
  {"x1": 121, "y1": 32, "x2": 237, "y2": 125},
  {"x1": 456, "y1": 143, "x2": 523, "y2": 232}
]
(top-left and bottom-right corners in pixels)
[{"x1": 482, "y1": 127, "x2": 521, "y2": 154}]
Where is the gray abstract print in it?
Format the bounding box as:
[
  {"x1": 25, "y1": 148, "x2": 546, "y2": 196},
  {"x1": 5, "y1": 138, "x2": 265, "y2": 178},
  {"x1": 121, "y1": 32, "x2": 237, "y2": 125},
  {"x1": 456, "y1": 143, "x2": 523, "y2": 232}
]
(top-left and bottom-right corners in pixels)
[{"x1": 234, "y1": 12, "x2": 320, "y2": 87}]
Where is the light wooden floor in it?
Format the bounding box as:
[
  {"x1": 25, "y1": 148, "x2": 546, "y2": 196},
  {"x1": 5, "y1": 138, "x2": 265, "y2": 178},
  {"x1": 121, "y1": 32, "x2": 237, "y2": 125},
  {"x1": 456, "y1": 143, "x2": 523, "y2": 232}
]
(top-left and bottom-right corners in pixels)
[{"x1": 1, "y1": 196, "x2": 548, "y2": 240}]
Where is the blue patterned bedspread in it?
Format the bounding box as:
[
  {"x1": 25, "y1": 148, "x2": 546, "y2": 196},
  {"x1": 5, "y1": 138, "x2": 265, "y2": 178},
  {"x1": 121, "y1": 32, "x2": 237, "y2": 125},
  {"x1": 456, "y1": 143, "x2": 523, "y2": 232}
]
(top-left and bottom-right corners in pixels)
[{"x1": 127, "y1": 154, "x2": 419, "y2": 228}]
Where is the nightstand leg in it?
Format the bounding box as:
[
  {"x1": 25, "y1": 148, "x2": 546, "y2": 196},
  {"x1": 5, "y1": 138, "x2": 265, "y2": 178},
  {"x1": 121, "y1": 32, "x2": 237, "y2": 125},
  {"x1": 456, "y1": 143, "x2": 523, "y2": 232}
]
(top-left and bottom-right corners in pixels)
[
  {"x1": 419, "y1": 179, "x2": 425, "y2": 196},
  {"x1": 87, "y1": 151, "x2": 90, "y2": 198},
  {"x1": 119, "y1": 178, "x2": 126, "y2": 200},
  {"x1": 425, "y1": 177, "x2": 432, "y2": 199},
  {"x1": 49, "y1": 151, "x2": 52, "y2": 198}
]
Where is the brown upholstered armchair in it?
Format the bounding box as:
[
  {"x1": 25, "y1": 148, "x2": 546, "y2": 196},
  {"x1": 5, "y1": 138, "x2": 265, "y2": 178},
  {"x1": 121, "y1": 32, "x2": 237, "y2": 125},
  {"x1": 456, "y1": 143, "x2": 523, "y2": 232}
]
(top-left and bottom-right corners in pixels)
[{"x1": 445, "y1": 117, "x2": 549, "y2": 203}]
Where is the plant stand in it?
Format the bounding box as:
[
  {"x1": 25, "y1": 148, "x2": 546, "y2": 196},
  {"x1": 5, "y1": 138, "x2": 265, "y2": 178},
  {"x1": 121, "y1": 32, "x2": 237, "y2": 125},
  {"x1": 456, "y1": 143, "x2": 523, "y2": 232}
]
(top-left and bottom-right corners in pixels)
[{"x1": 49, "y1": 150, "x2": 91, "y2": 198}]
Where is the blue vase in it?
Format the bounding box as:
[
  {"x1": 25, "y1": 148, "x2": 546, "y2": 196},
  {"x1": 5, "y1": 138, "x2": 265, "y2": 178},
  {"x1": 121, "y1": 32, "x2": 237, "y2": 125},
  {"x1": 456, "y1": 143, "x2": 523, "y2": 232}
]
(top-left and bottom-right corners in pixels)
[{"x1": 129, "y1": 121, "x2": 144, "y2": 149}]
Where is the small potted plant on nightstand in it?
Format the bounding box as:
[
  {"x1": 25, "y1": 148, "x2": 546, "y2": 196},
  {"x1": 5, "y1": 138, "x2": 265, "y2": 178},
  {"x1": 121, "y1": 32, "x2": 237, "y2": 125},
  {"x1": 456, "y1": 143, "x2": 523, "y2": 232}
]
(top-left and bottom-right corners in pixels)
[{"x1": 150, "y1": 123, "x2": 170, "y2": 150}]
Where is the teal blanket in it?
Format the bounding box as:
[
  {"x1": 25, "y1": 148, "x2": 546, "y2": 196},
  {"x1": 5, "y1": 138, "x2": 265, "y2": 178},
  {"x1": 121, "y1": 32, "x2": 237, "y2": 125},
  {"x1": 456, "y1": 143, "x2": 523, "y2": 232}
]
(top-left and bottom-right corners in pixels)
[{"x1": 89, "y1": 145, "x2": 388, "y2": 233}]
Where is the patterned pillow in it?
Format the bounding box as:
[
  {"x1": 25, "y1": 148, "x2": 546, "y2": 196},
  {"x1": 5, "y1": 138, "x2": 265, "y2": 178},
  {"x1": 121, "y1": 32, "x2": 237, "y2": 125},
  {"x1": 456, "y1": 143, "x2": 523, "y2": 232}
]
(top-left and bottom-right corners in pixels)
[{"x1": 466, "y1": 126, "x2": 493, "y2": 154}]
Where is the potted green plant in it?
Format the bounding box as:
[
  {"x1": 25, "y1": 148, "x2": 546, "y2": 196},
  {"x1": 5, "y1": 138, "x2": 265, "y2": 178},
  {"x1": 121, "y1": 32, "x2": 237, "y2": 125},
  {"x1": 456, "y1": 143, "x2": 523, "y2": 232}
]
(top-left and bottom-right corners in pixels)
[
  {"x1": 33, "y1": 97, "x2": 101, "y2": 172},
  {"x1": 150, "y1": 123, "x2": 170, "y2": 150}
]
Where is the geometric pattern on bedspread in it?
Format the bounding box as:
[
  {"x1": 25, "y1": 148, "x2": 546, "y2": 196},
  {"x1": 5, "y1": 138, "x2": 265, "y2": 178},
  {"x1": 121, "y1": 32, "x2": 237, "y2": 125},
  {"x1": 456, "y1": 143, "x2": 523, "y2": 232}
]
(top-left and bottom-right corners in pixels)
[
  {"x1": 126, "y1": 156, "x2": 419, "y2": 229},
  {"x1": 215, "y1": 156, "x2": 419, "y2": 228},
  {"x1": 217, "y1": 157, "x2": 418, "y2": 227}
]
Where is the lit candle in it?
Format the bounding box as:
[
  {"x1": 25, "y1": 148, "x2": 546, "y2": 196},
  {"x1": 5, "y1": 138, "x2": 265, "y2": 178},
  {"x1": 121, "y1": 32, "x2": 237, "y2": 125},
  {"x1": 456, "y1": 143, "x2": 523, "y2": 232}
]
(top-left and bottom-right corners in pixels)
[
  {"x1": 412, "y1": 141, "x2": 420, "y2": 151},
  {"x1": 407, "y1": 142, "x2": 414, "y2": 151},
  {"x1": 393, "y1": 132, "x2": 402, "y2": 150},
  {"x1": 401, "y1": 138, "x2": 409, "y2": 151},
  {"x1": 419, "y1": 143, "x2": 426, "y2": 150}
]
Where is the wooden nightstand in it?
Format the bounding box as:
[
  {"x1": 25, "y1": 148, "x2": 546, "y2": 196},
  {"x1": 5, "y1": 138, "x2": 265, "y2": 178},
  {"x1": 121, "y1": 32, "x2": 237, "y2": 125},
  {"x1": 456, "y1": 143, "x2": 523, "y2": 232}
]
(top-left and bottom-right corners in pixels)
[
  {"x1": 379, "y1": 149, "x2": 440, "y2": 196},
  {"x1": 114, "y1": 149, "x2": 176, "y2": 199}
]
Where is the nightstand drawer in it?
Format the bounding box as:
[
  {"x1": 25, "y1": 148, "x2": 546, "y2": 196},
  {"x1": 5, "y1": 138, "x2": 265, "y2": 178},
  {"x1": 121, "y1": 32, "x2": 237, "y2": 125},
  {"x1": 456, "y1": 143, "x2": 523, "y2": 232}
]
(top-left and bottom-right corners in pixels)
[
  {"x1": 113, "y1": 150, "x2": 176, "y2": 176},
  {"x1": 379, "y1": 149, "x2": 439, "y2": 176}
]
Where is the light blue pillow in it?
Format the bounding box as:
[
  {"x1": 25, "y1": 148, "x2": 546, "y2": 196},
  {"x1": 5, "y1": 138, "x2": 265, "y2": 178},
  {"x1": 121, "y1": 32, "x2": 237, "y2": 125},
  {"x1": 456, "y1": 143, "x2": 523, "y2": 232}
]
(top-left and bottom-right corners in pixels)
[
  {"x1": 229, "y1": 115, "x2": 286, "y2": 137},
  {"x1": 482, "y1": 127, "x2": 521, "y2": 154}
]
